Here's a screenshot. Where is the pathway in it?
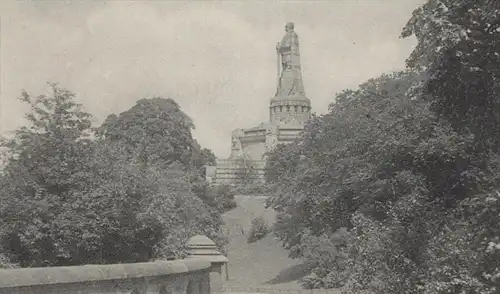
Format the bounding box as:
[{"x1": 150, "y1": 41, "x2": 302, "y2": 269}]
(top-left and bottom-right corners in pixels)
[{"x1": 222, "y1": 195, "x2": 310, "y2": 291}]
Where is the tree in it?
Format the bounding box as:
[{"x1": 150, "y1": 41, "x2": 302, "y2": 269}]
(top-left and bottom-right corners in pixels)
[
  {"x1": 200, "y1": 148, "x2": 217, "y2": 166},
  {"x1": 97, "y1": 98, "x2": 195, "y2": 169},
  {"x1": 95, "y1": 97, "x2": 228, "y2": 258},
  {"x1": 0, "y1": 83, "x2": 97, "y2": 266},
  {"x1": 191, "y1": 145, "x2": 217, "y2": 179},
  {"x1": 264, "y1": 143, "x2": 301, "y2": 185},
  {"x1": 233, "y1": 153, "x2": 259, "y2": 185},
  {"x1": 402, "y1": 0, "x2": 500, "y2": 153},
  {"x1": 398, "y1": 1, "x2": 500, "y2": 292},
  {"x1": 265, "y1": 69, "x2": 490, "y2": 292}
]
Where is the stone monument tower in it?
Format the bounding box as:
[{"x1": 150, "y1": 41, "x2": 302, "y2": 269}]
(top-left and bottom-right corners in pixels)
[
  {"x1": 270, "y1": 22, "x2": 311, "y2": 125},
  {"x1": 211, "y1": 22, "x2": 311, "y2": 185}
]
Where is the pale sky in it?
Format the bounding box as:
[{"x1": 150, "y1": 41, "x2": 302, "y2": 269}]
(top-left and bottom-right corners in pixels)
[{"x1": 0, "y1": 0, "x2": 425, "y2": 157}]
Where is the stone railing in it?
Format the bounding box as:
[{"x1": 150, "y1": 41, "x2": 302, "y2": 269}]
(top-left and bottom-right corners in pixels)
[
  {"x1": 0, "y1": 235, "x2": 228, "y2": 294},
  {"x1": 221, "y1": 287, "x2": 341, "y2": 294}
]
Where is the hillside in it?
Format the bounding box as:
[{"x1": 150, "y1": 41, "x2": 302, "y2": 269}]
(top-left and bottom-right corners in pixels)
[{"x1": 222, "y1": 195, "x2": 309, "y2": 290}]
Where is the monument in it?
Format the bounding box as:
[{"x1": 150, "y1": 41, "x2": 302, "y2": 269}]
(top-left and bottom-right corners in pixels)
[{"x1": 211, "y1": 22, "x2": 312, "y2": 185}]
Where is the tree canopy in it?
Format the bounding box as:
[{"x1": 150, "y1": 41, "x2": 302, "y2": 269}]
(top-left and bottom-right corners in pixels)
[{"x1": 97, "y1": 97, "x2": 196, "y2": 168}]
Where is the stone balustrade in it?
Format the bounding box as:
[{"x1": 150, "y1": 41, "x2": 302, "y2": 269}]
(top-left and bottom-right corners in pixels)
[{"x1": 0, "y1": 235, "x2": 227, "y2": 294}]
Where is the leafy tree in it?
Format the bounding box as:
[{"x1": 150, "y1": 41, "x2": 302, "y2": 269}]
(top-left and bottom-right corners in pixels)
[
  {"x1": 232, "y1": 153, "x2": 257, "y2": 184},
  {"x1": 190, "y1": 145, "x2": 217, "y2": 179},
  {"x1": 264, "y1": 143, "x2": 301, "y2": 185},
  {"x1": 229, "y1": 153, "x2": 271, "y2": 195},
  {"x1": 398, "y1": 1, "x2": 500, "y2": 292},
  {"x1": 200, "y1": 148, "x2": 217, "y2": 166},
  {"x1": 267, "y1": 69, "x2": 499, "y2": 292},
  {"x1": 229, "y1": 153, "x2": 264, "y2": 191},
  {"x1": 95, "y1": 97, "x2": 228, "y2": 258},
  {"x1": 97, "y1": 98, "x2": 195, "y2": 169},
  {"x1": 0, "y1": 83, "x2": 97, "y2": 266},
  {"x1": 267, "y1": 70, "x2": 430, "y2": 256}
]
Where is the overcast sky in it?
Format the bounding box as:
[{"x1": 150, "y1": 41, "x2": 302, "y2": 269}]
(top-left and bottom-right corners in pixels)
[{"x1": 1, "y1": 0, "x2": 425, "y2": 157}]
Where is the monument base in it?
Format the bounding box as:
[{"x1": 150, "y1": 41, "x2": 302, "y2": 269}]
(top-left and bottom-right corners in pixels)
[{"x1": 212, "y1": 159, "x2": 266, "y2": 186}]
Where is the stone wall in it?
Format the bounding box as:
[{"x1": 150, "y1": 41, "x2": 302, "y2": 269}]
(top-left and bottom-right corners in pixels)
[
  {"x1": 0, "y1": 259, "x2": 211, "y2": 294},
  {"x1": 214, "y1": 159, "x2": 266, "y2": 185},
  {"x1": 212, "y1": 124, "x2": 304, "y2": 186},
  {"x1": 240, "y1": 140, "x2": 267, "y2": 161},
  {"x1": 221, "y1": 286, "x2": 341, "y2": 294},
  {"x1": 277, "y1": 126, "x2": 304, "y2": 143},
  {"x1": 0, "y1": 235, "x2": 227, "y2": 294},
  {"x1": 238, "y1": 127, "x2": 267, "y2": 161}
]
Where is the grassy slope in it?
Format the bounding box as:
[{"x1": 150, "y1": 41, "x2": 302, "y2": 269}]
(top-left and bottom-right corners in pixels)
[{"x1": 222, "y1": 195, "x2": 309, "y2": 290}]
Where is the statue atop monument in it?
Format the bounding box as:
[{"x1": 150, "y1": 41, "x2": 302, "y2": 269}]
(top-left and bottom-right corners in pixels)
[
  {"x1": 210, "y1": 22, "x2": 312, "y2": 185},
  {"x1": 275, "y1": 22, "x2": 305, "y2": 98}
]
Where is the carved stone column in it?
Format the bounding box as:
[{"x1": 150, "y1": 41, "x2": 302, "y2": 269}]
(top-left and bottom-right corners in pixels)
[{"x1": 186, "y1": 235, "x2": 228, "y2": 293}]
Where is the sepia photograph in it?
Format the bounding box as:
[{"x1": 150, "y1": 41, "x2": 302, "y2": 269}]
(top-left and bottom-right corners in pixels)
[{"x1": 0, "y1": 0, "x2": 499, "y2": 293}]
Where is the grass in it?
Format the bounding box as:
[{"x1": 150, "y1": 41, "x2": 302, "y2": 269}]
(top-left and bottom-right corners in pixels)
[{"x1": 222, "y1": 195, "x2": 309, "y2": 290}]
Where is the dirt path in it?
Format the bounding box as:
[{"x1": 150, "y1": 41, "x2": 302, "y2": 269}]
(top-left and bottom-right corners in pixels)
[{"x1": 222, "y1": 195, "x2": 309, "y2": 290}]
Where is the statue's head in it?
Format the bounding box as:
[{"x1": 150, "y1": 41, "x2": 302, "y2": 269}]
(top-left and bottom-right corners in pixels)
[{"x1": 285, "y1": 22, "x2": 294, "y2": 32}]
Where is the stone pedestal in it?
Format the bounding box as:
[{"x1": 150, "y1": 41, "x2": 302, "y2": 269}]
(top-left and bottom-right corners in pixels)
[{"x1": 187, "y1": 235, "x2": 228, "y2": 293}]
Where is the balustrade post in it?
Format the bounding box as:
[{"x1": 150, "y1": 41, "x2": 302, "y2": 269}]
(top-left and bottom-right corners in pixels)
[{"x1": 187, "y1": 235, "x2": 228, "y2": 293}]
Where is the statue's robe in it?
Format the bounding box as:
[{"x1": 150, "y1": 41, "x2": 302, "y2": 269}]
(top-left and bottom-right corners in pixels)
[
  {"x1": 279, "y1": 31, "x2": 299, "y2": 69},
  {"x1": 276, "y1": 31, "x2": 304, "y2": 97}
]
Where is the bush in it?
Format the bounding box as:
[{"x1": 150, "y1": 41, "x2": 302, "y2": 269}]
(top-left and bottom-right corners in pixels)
[
  {"x1": 192, "y1": 182, "x2": 237, "y2": 213},
  {"x1": 231, "y1": 183, "x2": 272, "y2": 195},
  {"x1": 299, "y1": 229, "x2": 350, "y2": 289},
  {"x1": 0, "y1": 253, "x2": 18, "y2": 269},
  {"x1": 212, "y1": 184, "x2": 237, "y2": 212},
  {"x1": 247, "y1": 216, "x2": 269, "y2": 243}
]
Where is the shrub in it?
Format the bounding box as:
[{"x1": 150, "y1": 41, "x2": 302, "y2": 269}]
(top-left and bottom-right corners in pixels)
[
  {"x1": 299, "y1": 229, "x2": 350, "y2": 289},
  {"x1": 231, "y1": 183, "x2": 272, "y2": 195},
  {"x1": 0, "y1": 253, "x2": 18, "y2": 269},
  {"x1": 192, "y1": 182, "x2": 236, "y2": 213},
  {"x1": 212, "y1": 184, "x2": 237, "y2": 212},
  {"x1": 247, "y1": 216, "x2": 269, "y2": 243}
]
